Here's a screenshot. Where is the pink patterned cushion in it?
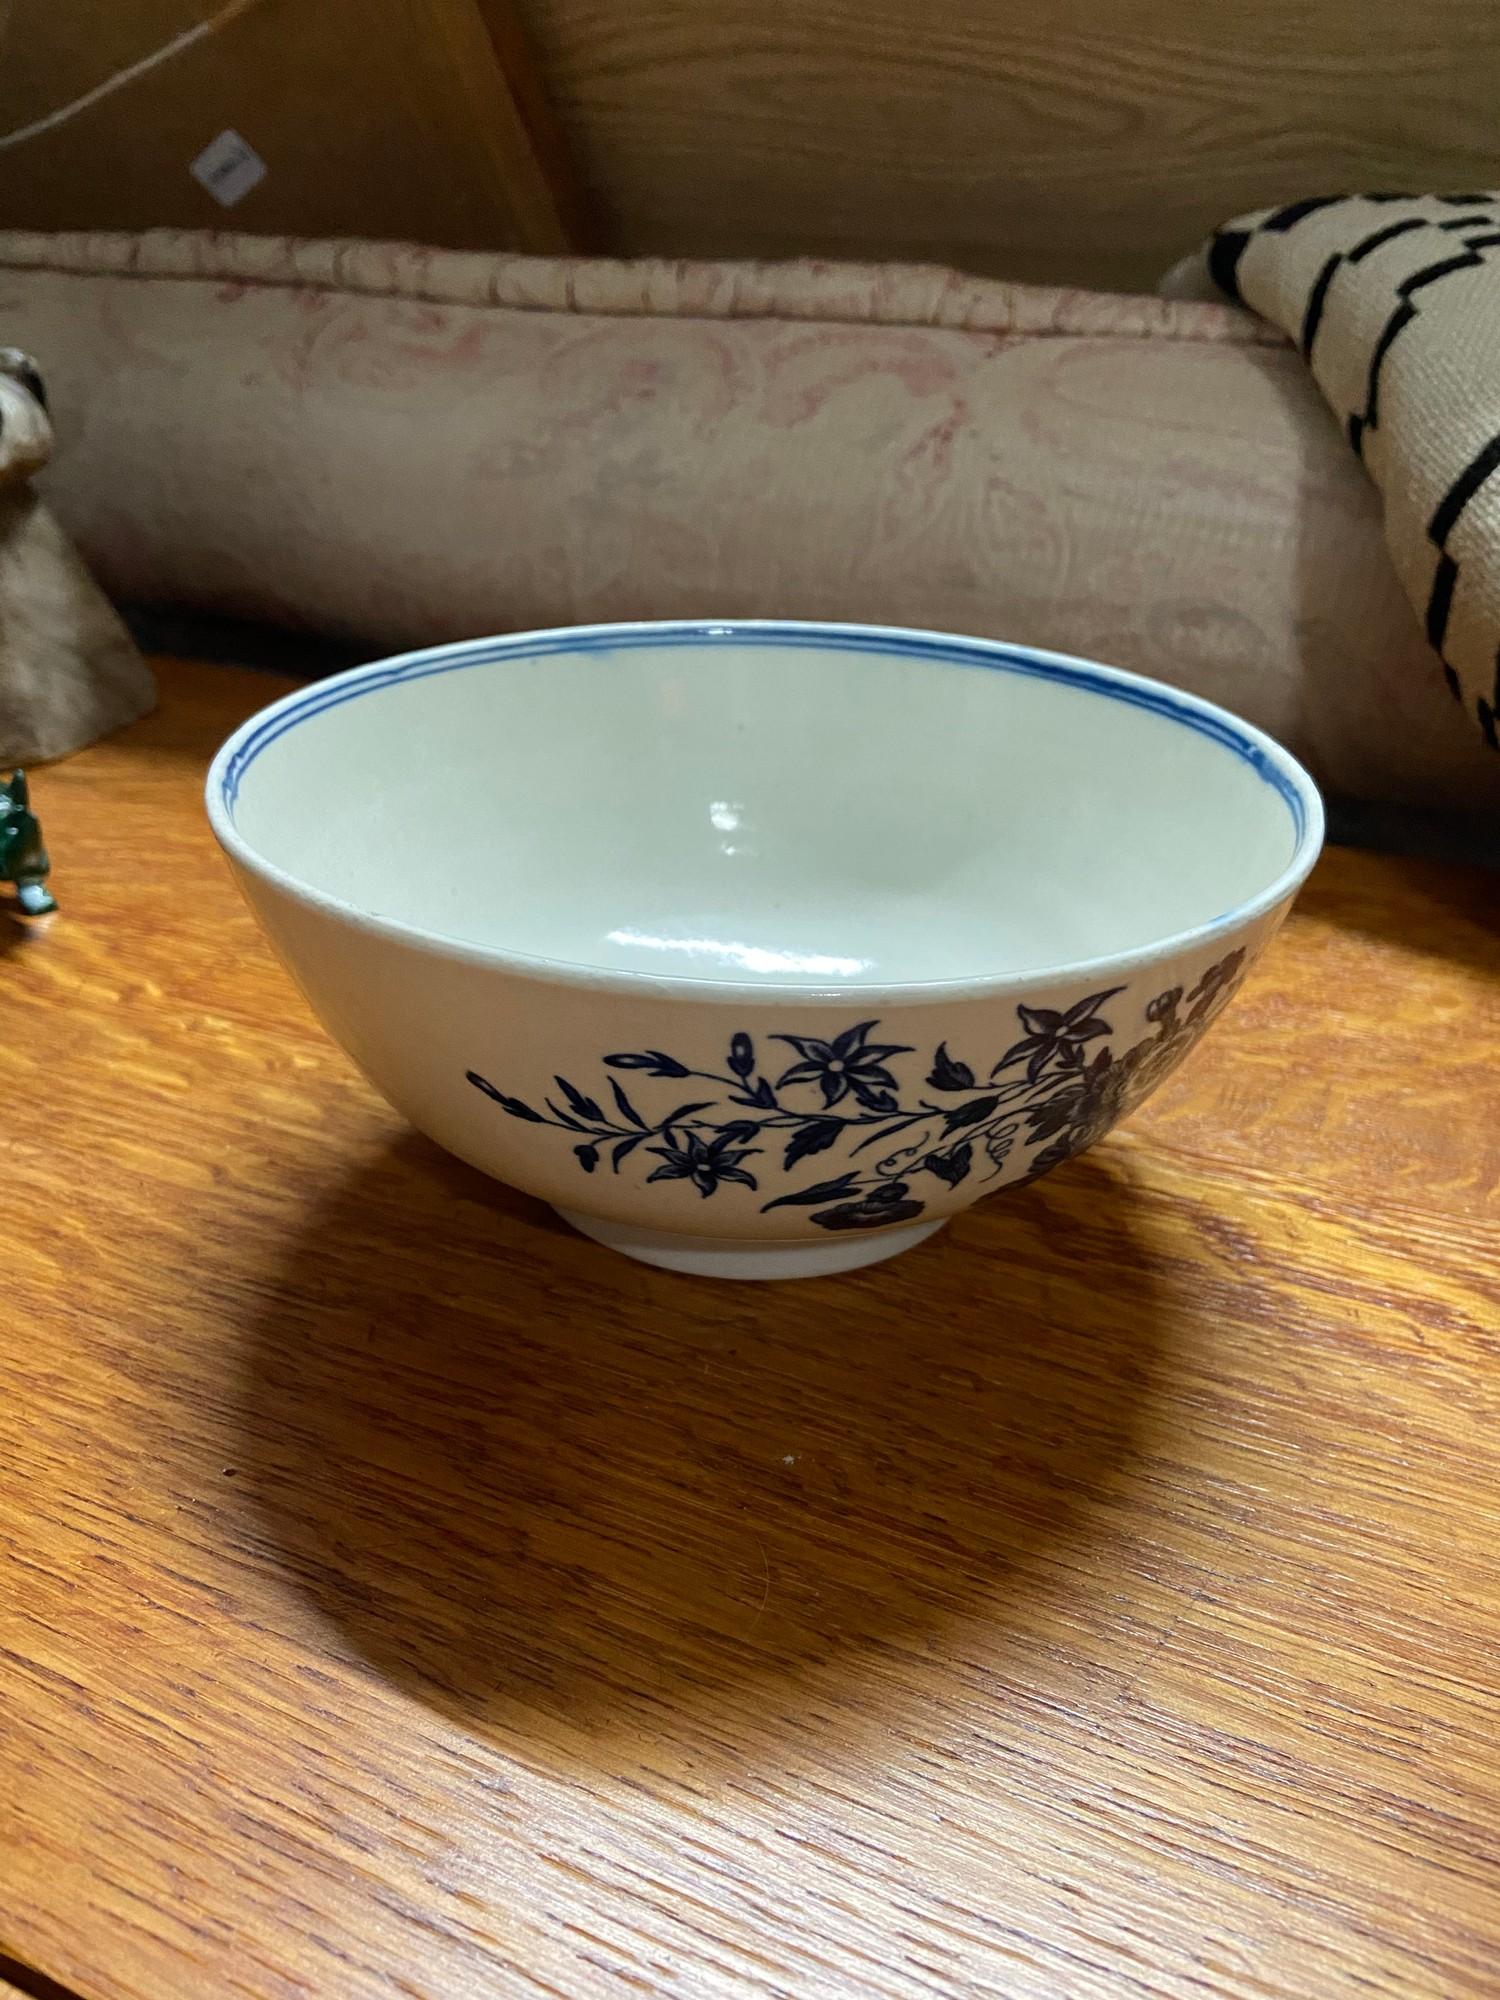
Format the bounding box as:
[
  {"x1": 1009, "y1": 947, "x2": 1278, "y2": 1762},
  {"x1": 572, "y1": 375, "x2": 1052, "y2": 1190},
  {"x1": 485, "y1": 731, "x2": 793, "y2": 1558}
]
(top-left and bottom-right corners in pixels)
[{"x1": 0, "y1": 229, "x2": 1491, "y2": 811}]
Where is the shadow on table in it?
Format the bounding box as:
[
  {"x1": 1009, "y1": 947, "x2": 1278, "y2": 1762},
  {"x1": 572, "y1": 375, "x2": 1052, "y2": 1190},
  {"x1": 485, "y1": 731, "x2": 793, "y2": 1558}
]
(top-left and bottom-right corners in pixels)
[
  {"x1": 1293, "y1": 851, "x2": 1500, "y2": 982},
  {"x1": 0, "y1": 907, "x2": 57, "y2": 953},
  {"x1": 236, "y1": 1132, "x2": 1181, "y2": 1753}
]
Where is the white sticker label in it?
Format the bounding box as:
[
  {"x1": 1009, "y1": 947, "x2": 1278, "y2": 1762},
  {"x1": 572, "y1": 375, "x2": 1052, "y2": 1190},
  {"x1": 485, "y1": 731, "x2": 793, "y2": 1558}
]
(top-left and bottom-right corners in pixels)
[{"x1": 190, "y1": 129, "x2": 267, "y2": 208}]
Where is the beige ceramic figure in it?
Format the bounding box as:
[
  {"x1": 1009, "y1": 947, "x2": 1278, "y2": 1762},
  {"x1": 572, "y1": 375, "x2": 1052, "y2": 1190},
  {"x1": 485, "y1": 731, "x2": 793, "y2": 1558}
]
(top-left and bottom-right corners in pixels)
[{"x1": 0, "y1": 348, "x2": 154, "y2": 766}]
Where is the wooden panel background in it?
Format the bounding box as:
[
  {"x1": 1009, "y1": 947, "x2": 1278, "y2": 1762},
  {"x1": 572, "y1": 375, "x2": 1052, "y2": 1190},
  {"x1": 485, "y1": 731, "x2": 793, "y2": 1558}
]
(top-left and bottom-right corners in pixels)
[
  {"x1": 513, "y1": 0, "x2": 1500, "y2": 288},
  {"x1": 0, "y1": 0, "x2": 584, "y2": 254},
  {"x1": 0, "y1": 0, "x2": 1493, "y2": 287}
]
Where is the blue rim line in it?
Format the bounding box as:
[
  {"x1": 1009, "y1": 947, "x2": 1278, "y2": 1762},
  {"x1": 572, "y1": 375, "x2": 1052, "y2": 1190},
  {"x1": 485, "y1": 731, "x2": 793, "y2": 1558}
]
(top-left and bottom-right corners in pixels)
[{"x1": 219, "y1": 623, "x2": 1307, "y2": 841}]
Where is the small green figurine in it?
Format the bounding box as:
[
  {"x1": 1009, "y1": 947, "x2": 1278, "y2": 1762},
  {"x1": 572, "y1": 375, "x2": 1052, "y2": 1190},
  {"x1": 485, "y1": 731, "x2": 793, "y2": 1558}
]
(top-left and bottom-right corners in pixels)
[{"x1": 0, "y1": 768, "x2": 55, "y2": 915}]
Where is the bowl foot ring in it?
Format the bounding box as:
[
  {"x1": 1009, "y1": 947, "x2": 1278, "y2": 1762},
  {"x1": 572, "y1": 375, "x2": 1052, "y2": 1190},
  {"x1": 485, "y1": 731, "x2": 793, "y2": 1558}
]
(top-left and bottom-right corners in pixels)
[{"x1": 554, "y1": 1208, "x2": 946, "y2": 1280}]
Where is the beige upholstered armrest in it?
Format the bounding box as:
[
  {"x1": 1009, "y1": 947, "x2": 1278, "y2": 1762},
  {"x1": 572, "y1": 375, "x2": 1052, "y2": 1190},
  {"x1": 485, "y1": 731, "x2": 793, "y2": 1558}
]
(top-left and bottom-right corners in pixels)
[{"x1": 1, "y1": 230, "x2": 1491, "y2": 812}]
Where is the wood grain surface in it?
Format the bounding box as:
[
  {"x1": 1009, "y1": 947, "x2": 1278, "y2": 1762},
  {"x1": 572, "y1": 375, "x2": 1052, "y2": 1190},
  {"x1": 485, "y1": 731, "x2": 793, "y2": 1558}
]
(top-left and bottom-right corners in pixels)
[
  {"x1": 516, "y1": 0, "x2": 1500, "y2": 288},
  {"x1": 2, "y1": 658, "x2": 1498, "y2": 2000},
  {"x1": 0, "y1": 0, "x2": 584, "y2": 254}
]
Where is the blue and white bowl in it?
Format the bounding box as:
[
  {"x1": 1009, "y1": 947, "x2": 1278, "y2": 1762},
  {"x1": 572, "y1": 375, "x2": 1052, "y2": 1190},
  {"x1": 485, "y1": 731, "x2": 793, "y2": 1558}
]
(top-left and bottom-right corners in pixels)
[{"x1": 207, "y1": 620, "x2": 1323, "y2": 1280}]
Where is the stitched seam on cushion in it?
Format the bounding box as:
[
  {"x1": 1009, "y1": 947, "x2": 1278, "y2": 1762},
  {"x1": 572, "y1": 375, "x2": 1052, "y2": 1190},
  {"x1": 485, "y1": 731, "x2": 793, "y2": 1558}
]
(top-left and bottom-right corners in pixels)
[{"x1": 0, "y1": 231, "x2": 1284, "y2": 347}]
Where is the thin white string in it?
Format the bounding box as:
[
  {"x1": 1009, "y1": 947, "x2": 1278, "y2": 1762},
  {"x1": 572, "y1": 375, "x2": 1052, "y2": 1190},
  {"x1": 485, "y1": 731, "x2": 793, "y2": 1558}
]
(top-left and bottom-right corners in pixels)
[{"x1": 0, "y1": 0, "x2": 265, "y2": 154}]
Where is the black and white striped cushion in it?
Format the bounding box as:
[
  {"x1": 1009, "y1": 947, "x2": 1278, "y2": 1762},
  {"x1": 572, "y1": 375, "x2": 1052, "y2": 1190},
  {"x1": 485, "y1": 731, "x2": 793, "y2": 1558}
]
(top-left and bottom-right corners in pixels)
[{"x1": 1208, "y1": 193, "x2": 1500, "y2": 753}]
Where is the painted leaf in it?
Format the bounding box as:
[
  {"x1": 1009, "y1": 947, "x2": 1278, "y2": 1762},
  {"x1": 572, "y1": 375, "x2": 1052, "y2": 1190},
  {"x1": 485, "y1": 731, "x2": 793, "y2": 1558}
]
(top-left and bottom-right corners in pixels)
[
  {"x1": 761, "y1": 1173, "x2": 861, "y2": 1212},
  {"x1": 942, "y1": 1093, "x2": 1000, "y2": 1133},
  {"x1": 660, "y1": 1101, "x2": 714, "y2": 1130},
  {"x1": 927, "y1": 1043, "x2": 976, "y2": 1091},
  {"x1": 466, "y1": 1072, "x2": 544, "y2": 1122},
  {"x1": 924, "y1": 1142, "x2": 972, "y2": 1187},
  {"x1": 610, "y1": 1078, "x2": 648, "y2": 1129},
  {"x1": 557, "y1": 1075, "x2": 604, "y2": 1123},
  {"x1": 604, "y1": 1051, "x2": 691, "y2": 1077},
  {"x1": 784, "y1": 1118, "x2": 842, "y2": 1170}
]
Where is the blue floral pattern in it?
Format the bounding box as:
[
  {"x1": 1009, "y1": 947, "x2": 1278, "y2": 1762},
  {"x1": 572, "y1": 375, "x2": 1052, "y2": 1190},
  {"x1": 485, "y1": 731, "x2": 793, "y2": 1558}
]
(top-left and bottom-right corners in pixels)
[{"x1": 466, "y1": 949, "x2": 1246, "y2": 1232}]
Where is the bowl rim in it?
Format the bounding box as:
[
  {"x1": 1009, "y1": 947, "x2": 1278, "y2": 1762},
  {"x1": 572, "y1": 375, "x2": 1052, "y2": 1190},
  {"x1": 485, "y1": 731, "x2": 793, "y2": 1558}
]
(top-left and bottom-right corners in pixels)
[{"x1": 205, "y1": 617, "x2": 1326, "y2": 1003}]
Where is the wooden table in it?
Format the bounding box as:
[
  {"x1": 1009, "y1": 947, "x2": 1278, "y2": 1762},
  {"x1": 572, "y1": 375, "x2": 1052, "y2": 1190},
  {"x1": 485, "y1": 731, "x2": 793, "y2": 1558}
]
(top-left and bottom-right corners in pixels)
[{"x1": 3, "y1": 660, "x2": 1498, "y2": 2000}]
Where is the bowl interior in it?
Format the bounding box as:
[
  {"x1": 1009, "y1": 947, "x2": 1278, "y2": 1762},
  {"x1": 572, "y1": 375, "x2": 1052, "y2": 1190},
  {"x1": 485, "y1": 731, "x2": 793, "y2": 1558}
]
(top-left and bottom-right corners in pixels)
[{"x1": 223, "y1": 628, "x2": 1309, "y2": 984}]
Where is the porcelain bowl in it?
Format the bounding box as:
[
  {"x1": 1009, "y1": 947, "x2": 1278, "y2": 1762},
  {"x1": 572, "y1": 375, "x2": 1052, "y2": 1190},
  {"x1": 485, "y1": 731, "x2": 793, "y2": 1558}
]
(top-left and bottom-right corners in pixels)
[{"x1": 207, "y1": 620, "x2": 1323, "y2": 1280}]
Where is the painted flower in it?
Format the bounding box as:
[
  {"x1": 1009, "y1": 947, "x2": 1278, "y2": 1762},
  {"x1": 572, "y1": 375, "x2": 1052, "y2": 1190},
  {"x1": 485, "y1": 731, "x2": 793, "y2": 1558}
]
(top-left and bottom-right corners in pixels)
[
  {"x1": 1187, "y1": 949, "x2": 1246, "y2": 1020},
  {"x1": 646, "y1": 1128, "x2": 759, "y2": 1198},
  {"x1": 995, "y1": 988, "x2": 1123, "y2": 1082},
  {"x1": 1119, "y1": 1030, "x2": 1189, "y2": 1107},
  {"x1": 811, "y1": 1181, "x2": 926, "y2": 1231},
  {"x1": 467, "y1": 964, "x2": 1254, "y2": 1229},
  {"x1": 1025, "y1": 1017, "x2": 1192, "y2": 1159},
  {"x1": 1024, "y1": 1047, "x2": 1120, "y2": 1148},
  {"x1": 773, "y1": 1019, "x2": 913, "y2": 1112}
]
